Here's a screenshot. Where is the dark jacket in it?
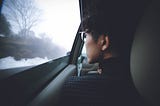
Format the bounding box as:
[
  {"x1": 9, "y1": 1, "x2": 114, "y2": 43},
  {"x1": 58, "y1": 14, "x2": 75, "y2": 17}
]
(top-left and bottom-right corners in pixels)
[{"x1": 58, "y1": 58, "x2": 148, "y2": 106}]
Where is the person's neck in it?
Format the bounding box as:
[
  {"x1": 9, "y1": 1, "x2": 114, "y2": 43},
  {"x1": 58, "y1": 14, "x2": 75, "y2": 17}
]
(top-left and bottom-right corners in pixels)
[
  {"x1": 99, "y1": 53, "x2": 131, "y2": 79},
  {"x1": 103, "y1": 52, "x2": 115, "y2": 60}
]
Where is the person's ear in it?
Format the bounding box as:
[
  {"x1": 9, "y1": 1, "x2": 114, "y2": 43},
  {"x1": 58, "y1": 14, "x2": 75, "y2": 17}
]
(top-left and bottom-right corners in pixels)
[{"x1": 101, "y1": 36, "x2": 109, "y2": 51}]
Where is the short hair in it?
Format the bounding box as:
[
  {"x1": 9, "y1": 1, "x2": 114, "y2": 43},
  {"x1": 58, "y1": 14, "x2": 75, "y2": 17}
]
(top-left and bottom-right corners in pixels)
[
  {"x1": 81, "y1": 14, "x2": 133, "y2": 58},
  {"x1": 81, "y1": 14, "x2": 112, "y2": 41},
  {"x1": 81, "y1": 14, "x2": 115, "y2": 56}
]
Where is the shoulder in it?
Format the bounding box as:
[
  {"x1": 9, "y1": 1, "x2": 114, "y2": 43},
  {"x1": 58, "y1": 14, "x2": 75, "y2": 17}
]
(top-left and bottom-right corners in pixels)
[
  {"x1": 62, "y1": 74, "x2": 119, "y2": 97},
  {"x1": 59, "y1": 75, "x2": 146, "y2": 106},
  {"x1": 64, "y1": 74, "x2": 111, "y2": 87}
]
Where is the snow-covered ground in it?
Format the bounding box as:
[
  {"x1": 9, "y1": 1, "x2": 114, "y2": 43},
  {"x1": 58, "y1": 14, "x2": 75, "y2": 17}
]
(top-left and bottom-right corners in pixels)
[{"x1": 0, "y1": 56, "x2": 50, "y2": 69}]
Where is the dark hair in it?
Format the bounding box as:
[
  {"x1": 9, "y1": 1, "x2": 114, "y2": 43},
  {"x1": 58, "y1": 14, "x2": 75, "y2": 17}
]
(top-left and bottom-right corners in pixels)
[
  {"x1": 81, "y1": 14, "x2": 133, "y2": 58},
  {"x1": 81, "y1": 14, "x2": 112, "y2": 41},
  {"x1": 81, "y1": 14, "x2": 114, "y2": 54}
]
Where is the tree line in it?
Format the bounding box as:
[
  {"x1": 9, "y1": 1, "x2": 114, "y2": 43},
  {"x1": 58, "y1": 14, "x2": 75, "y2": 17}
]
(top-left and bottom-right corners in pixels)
[{"x1": 0, "y1": 0, "x2": 66, "y2": 60}]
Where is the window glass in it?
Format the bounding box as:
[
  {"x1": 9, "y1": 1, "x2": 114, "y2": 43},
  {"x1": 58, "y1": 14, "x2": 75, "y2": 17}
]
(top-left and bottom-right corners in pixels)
[{"x1": 0, "y1": 0, "x2": 80, "y2": 69}]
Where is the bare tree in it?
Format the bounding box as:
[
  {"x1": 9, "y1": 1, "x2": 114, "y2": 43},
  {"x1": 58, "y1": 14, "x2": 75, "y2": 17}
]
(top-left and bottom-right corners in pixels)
[
  {"x1": 0, "y1": 14, "x2": 11, "y2": 36},
  {"x1": 2, "y1": 0, "x2": 41, "y2": 36}
]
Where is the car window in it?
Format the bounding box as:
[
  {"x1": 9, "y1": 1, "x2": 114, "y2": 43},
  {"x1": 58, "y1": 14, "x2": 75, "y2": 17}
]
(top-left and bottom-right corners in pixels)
[{"x1": 0, "y1": 0, "x2": 80, "y2": 69}]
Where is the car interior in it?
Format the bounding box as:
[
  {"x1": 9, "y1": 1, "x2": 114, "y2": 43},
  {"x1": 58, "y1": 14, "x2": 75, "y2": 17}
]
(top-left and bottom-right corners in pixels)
[{"x1": 0, "y1": 0, "x2": 160, "y2": 106}]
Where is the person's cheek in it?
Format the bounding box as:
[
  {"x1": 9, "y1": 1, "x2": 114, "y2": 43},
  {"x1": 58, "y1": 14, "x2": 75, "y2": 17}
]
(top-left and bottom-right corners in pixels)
[
  {"x1": 85, "y1": 37, "x2": 93, "y2": 63},
  {"x1": 85, "y1": 42, "x2": 90, "y2": 59}
]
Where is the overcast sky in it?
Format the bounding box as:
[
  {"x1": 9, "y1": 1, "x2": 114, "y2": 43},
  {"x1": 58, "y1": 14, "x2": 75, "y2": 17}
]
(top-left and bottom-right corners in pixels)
[
  {"x1": 34, "y1": 0, "x2": 80, "y2": 51},
  {"x1": 0, "y1": 0, "x2": 80, "y2": 69},
  {"x1": 2, "y1": 0, "x2": 80, "y2": 51}
]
